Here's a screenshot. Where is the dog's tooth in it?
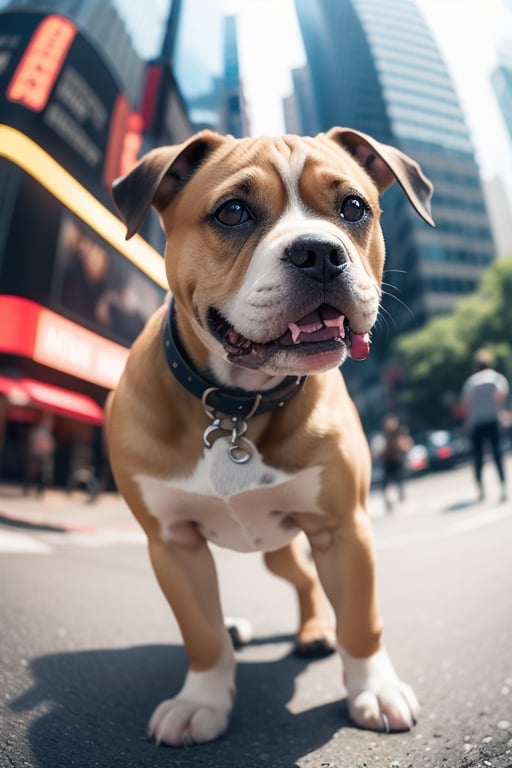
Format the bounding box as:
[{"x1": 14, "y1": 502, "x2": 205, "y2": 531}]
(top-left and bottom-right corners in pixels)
[
  {"x1": 324, "y1": 314, "x2": 345, "y2": 338},
  {"x1": 288, "y1": 323, "x2": 302, "y2": 344},
  {"x1": 227, "y1": 329, "x2": 242, "y2": 345}
]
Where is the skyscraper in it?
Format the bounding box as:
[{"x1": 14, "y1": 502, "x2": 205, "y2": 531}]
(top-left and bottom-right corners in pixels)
[
  {"x1": 492, "y1": 43, "x2": 512, "y2": 146},
  {"x1": 286, "y1": 66, "x2": 320, "y2": 136},
  {"x1": 294, "y1": 0, "x2": 495, "y2": 343},
  {"x1": 224, "y1": 15, "x2": 247, "y2": 138}
]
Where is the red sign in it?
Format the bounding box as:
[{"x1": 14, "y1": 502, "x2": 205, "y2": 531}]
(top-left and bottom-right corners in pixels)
[
  {"x1": 0, "y1": 295, "x2": 128, "y2": 390},
  {"x1": 6, "y1": 15, "x2": 76, "y2": 112}
]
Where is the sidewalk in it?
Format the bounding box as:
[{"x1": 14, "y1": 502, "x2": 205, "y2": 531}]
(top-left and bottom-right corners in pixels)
[
  {"x1": 0, "y1": 484, "x2": 136, "y2": 533},
  {"x1": 0, "y1": 480, "x2": 386, "y2": 533},
  {"x1": 1, "y1": 454, "x2": 509, "y2": 534}
]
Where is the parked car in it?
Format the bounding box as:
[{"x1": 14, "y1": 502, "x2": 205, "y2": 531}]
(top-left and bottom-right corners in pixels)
[
  {"x1": 404, "y1": 442, "x2": 429, "y2": 475},
  {"x1": 413, "y1": 429, "x2": 470, "y2": 471}
]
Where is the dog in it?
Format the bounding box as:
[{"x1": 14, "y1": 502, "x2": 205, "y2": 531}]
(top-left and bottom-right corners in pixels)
[{"x1": 106, "y1": 126, "x2": 434, "y2": 747}]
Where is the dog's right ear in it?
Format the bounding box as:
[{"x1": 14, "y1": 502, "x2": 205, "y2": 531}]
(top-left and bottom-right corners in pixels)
[{"x1": 112, "y1": 130, "x2": 225, "y2": 239}]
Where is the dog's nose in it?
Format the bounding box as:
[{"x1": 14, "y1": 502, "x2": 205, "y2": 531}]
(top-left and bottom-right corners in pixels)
[{"x1": 286, "y1": 237, "x2": 346, "y2": 284}]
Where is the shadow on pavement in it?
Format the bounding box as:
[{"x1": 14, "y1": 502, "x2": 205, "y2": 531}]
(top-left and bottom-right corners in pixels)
[
  {"x1": 0, "y1": 511, "x2": 67, "y2": 533},
  {"x1": 443, "y1": 499, "x2": 480, "y2": 513},
  {"x1": 9, "y1": 643, "x2": 350, "y2": 768}
]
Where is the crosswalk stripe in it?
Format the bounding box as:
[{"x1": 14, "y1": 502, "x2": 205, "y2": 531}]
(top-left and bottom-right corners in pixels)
[{"x1": 0, "y1": 527, "x2": 146, "y2": 554}]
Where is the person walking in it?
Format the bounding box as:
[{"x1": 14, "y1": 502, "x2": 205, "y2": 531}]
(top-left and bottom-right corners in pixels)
[
  {"x1": 459, "y1": 349, "x2": 509, "y2": 503},
  {"x1": 23, "y1": 413, "x2": 55, "y2": 497},
  {"x1": 376, "y1": 413, "x2": 413, "y2": 512}
]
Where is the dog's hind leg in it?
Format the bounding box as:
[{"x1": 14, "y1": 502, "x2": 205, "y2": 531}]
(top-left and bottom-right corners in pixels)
[{"x1": 264, "y1": 536, "x2": 336, "y2": 657}]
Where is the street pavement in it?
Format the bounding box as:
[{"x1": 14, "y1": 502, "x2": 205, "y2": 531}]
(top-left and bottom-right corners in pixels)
[{"x1": 0, "y1": 455, "x2": 511, "y2": 768}]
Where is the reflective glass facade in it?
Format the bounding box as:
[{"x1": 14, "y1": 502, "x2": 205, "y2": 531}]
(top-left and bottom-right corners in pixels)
[
  {"x1": 492, "y1": 46, "x2": 512, "y2": 146},
  {"x1": 172, "y1": 0, "x2": 223, "y2": 129},
  {"x1": 295, "y1": 0, "x2": 495, "y2": 338},
  {"x1": 224, "y1": 15, "x2": 244, "y2": 137}
]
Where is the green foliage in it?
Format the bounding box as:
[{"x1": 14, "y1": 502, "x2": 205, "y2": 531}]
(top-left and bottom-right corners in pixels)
[{"x1": 392, "y1": 256, "x2": 512, "y2": 428}]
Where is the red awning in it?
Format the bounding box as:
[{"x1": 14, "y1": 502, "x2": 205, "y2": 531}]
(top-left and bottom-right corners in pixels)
[{"x1": 0, "y1": 376, "x2": 103, "y2": 425}]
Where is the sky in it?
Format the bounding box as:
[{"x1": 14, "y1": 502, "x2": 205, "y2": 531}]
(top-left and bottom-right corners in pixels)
[{"x1": 222, "y1": 0, "x2": 512, "y2": 205}]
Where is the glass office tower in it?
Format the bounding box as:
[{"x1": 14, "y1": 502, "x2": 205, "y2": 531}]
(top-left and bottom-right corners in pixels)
[
  {"x1": 295, "y1": 0, "x2": 495, "y2": 339},
  {"x1": 492, "y1": 44, "x2": 512, "y2": 146}
]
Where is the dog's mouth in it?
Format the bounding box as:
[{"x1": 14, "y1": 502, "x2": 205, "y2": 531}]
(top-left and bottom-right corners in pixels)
[{"x1": 207, "y1": 304, "x2": 370, "y2": 369}]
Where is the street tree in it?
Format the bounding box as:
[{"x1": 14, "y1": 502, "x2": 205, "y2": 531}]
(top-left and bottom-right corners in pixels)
[{"x1": 391, "y1": 256, "x2": 512, "y2": 428}]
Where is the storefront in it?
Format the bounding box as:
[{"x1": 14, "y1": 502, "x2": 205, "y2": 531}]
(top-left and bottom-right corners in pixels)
[{"x1": 0, "y1": 12, "x2": 166, "y2": 484}]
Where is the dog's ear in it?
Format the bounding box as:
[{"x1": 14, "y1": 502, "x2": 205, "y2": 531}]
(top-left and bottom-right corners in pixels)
[
  {"x1": 112, "y1": 130, "x2": 225, "y2": 239},
  {"x1": 325, "y1": 127, "x2": 435, "y2": 227}
]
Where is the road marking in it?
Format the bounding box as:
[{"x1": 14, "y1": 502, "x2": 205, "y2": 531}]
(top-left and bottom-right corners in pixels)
[
  {"x1": 447, "y1": 504, "x2": 511, "y2": 534},
  {"x1": 0, "y1": 526, "x2": 145, "y2": 554},
  {"x1": 1, "y1": 499, "x2": 509, "y2": 554},
  {"x1": 376, "y1": 502, "x2": 511, "y2": 550},
  {"x1": 0, "y1": 530, "x2": 51, "y2": 554}
]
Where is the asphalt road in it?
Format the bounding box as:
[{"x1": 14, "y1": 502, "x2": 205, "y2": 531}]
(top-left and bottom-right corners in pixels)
[{"x1": 1, "y1": 458, "x2": 511, "y2": 768}]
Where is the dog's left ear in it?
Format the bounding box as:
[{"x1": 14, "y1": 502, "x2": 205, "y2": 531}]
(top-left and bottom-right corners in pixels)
[
  {"x1": 112, "y1": 129, "x2": 226, "y2": 239},
  {"x1": 326, "y1": 127, "x2": 435, "y2": 227}
]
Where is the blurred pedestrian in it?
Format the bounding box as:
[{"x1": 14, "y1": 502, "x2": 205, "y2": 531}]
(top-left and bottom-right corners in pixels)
[
  {"x1": 67, "y1": 430, "x2": 103, "y2": 504},
  {"x1": 376, "y1": 413, "x2": 413, "y2": 512},
  {"x1": 459, "y1": 349, "x2": 508, "y2": 503},
  {"x1": 23, "y1": 413, "x2": 55, "y2": 497}
]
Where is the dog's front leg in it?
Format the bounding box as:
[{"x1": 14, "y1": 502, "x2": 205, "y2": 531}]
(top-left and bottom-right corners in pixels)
[
  {"x1": 146, "y1": 533, "x2": 236, "y2": 746},
  {"x1": 310, "y1": 510, "x2": 419, "y2": 732}
]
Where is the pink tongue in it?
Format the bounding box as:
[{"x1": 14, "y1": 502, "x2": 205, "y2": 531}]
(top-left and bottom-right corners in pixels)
[{"x1": 349, "y1": 332, "x2": 370, "y2": 360}]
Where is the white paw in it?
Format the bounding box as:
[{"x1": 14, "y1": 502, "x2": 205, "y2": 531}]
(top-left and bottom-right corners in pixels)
[
  {"x1": 340, "y1": 647, "x2": 420, "y2": 732},
  {"x1": 149, "y1": 696, "x2": 233, "y2": 746},
  {"x1": 148, "y1": 645, "x2": 236, "y2": 746}
]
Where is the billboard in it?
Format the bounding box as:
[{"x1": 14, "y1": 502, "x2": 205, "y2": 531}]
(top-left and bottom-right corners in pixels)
[{"x1": 0, "y1": 10, "x2": 142, "y2": 207}]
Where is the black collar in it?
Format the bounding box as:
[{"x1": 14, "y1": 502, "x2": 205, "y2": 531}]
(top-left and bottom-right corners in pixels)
[{"x1": 162, "y1": 300, "x2": 306, "y2": 419}]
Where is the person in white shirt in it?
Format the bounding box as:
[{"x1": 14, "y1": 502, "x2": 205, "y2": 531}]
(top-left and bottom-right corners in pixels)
[{"x1": 459, "y1": 349, "x2": 509, "y2": 503}]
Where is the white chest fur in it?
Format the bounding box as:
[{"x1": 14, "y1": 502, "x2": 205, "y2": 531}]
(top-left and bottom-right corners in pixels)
[{"x1": 135, "y1": 437, "x2": 323, "y2": 552}]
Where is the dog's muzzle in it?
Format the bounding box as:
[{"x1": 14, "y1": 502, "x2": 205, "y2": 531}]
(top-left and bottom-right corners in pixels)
[{"x1": 207, "y1": 234, "x2": 372, "y2": 372}]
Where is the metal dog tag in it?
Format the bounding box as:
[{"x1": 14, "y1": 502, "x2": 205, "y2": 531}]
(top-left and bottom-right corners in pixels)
[{"x1": 203, "y1": 415, "x2": 254, "y2": 464}]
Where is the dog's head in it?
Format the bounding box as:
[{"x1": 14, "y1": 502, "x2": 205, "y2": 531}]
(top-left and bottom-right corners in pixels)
[{"x1": 113, "y1": 128, "x2": 433, "y2": 380}]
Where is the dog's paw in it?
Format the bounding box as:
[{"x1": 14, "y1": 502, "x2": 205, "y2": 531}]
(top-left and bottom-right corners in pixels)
[
  {"x1": 294, "y1": 619, "x2": 337, "y2": 658},
  {"x1": 148, "y1": 646, "x2": 236, "y2": 747},
  {"x1": 148, "y1": 696, "x2": 232, "y2": 746},
  {"x1": 340, "y1": 647, "x2": 419, "y2": 732}
]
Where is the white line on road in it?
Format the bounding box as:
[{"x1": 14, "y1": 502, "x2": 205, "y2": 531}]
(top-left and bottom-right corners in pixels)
[
  {"x1": 376, "y1": 502, "x2": 511, "y2": 550},
  {"x1": 1, "y1": 496, "x2": 509, "y2": 555},
  {"x1": 0, "y1": 530, "x2": 51, "y2": 554}
]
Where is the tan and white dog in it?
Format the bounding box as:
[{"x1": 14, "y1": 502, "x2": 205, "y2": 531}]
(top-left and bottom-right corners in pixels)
[{"x1": 106, "y1": 127, "x2": 434, "y2": 747}]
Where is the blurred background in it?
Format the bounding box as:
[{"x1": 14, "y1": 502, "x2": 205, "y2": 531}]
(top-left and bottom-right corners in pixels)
[{"x1": 0, "y1": 0, "x2": 511, "y2": 490}]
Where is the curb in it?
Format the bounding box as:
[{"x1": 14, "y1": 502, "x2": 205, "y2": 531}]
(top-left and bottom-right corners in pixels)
[{"x1": 0, "y1": 509, "x2": 110, "y2": 533}]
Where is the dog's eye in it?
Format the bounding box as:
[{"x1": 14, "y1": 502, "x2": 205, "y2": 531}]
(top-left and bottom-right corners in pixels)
[
  {"x1": 215, "y1": 199, "x2": 251, "y2": 226},
  {"x1": 340, "y1": 195, "x2": 367, "y2": 223}
]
